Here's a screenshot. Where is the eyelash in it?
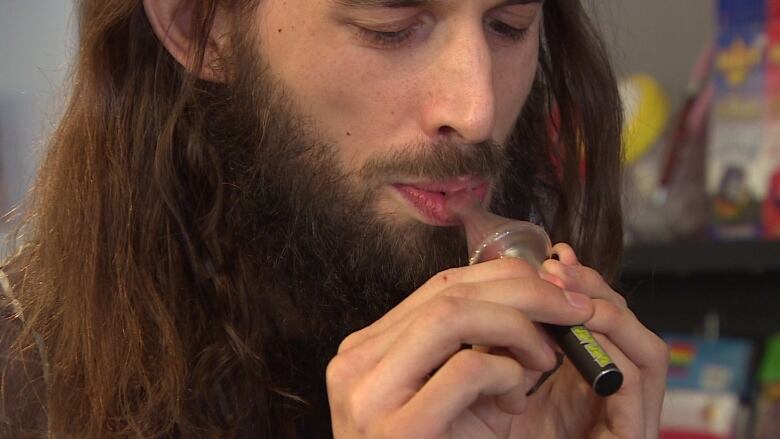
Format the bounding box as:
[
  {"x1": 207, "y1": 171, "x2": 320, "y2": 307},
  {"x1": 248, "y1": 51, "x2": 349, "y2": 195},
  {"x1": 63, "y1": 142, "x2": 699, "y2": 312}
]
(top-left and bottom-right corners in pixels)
[
  {"x1": 485, "y1": 18, "x2": 530, "y2": 43},
  {"x1": 356, "y1": 26, "x2": 419, "y2": 49},
  {"x1": 356, "y1": 18, "x2": 530, "y2": 50}
]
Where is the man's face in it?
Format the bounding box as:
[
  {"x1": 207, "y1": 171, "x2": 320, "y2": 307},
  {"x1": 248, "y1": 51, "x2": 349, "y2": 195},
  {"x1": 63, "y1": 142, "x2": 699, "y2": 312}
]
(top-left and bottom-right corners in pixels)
[
  {"x1": 251, "y1": 0, "x2": 542, "y2": 228},
  {"x1": 217, "y1": 0, "x2": 544, "y2": 330}
]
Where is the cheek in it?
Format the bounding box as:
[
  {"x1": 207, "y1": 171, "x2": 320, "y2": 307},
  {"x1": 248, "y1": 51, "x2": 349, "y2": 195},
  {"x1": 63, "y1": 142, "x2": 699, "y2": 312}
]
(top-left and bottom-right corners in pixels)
[
  {"x1": 254, "y1": 2, "x2": 416, "y2": 188},
  {"x1": 257, "y1": 3, "x2": 400, "y2": 155},
  {"x1": 287, "y1": 55, "x2": 412, "y2": 169},
  {"x1": 493, "y1": 42, "x2": 540, "y2": 140}
]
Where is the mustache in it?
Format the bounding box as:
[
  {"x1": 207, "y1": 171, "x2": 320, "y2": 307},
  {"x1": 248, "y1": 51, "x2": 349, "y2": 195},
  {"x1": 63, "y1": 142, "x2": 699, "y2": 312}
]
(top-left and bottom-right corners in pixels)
[{"x1": 357, "y1": 139, "x2": 509, "y2": 184}]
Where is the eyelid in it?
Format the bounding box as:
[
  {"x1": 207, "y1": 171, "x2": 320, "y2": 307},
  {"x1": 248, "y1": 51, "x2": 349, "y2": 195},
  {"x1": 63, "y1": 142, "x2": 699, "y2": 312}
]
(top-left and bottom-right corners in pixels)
[
  {"x1": 350, "y1": 10, "x2": 432, "y2": 32},
  {"x1": 490, "y1": 10, "x2": 539, "y2": 28},
  {"x1": 352, "y1": 18, "x2": 419, "y2": 33},
  {"x1": 348, "y1": 11, "x2": 435, "y2": 49},
  {"x1": 491, "y1": 5, "x2": 540, "y2": 25},
  {"x1": 351, "y1": 20, "x2": 428, "y2": 49}
]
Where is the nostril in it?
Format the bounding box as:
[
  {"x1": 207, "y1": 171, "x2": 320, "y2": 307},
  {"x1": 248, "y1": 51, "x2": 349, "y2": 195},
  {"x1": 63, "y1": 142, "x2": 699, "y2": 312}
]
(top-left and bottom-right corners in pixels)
[{"x1": 438, "y1": 126, "x2": 455, "y2": 136}]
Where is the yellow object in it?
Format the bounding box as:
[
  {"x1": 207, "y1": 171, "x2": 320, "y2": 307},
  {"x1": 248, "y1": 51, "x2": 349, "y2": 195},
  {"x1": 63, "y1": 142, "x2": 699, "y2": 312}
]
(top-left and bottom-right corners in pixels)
[
  {"x1": 717, "y1": 38, "x2": 763, "y2": 86},
  {"x1": 619, "y1": 74, "x2": 670, "y2": 164}
]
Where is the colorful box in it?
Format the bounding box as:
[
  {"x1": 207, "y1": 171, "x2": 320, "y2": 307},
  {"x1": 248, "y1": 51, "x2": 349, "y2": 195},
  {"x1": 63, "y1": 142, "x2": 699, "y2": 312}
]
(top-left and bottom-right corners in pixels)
[
  {"x1": 708, "y1": 0, "x2": 767, "y2": 239},
  {"x1": 660, "y1": 335, "x2": 754, "y2": 439},
  {"x1": 761, "y1": 0, "x2": 780, "y2": 238}
]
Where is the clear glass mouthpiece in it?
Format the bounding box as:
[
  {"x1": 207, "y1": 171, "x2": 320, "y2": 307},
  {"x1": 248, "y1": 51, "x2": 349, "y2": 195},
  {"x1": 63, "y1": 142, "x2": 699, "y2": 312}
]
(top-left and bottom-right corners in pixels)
[{"x1": 445, "y1": 190, "x2": 552, "y2": 267}]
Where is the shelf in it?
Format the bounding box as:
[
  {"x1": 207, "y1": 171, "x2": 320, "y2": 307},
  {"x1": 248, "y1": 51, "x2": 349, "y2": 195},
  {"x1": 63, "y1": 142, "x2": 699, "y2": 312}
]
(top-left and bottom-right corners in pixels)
[
  {"x1": 621, "y1": 240, "x2": 780, "y2": 276},
  {"x1": 620, "y1": 271, "x2": 780, "y2": 338},
  {"x1": 620, "y1": 240, "x2": 780, "y2": 339}
]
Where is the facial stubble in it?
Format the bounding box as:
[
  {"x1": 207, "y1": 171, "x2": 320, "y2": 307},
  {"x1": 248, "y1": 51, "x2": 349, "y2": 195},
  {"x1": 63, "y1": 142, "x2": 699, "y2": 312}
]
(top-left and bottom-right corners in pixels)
[{"x1": 213, "y1": 52, "x2": 514, "y2": 344}]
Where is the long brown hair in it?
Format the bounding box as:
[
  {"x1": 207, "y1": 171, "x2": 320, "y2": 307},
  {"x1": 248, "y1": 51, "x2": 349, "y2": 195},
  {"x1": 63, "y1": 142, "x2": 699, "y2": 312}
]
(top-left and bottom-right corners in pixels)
[{"x1": 4, "y1": 0, "x2": 623, "y2": 437}]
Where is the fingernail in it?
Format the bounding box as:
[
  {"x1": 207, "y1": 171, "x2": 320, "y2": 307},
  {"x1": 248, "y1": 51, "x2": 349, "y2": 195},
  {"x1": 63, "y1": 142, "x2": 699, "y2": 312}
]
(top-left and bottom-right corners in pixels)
[{"x1": 564, "y1": 290, "x2": 590, "y2": 308}]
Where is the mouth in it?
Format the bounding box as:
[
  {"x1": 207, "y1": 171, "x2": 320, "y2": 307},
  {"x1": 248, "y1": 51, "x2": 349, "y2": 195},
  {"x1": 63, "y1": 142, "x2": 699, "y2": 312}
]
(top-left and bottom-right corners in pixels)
[{"x1": 391, "y1": 178, "x2": 490, "y2": 226}]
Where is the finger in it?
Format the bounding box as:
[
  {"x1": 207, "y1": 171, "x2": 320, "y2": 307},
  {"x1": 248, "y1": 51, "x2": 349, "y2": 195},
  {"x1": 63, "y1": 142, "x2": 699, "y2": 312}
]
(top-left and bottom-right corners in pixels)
[
  {"x1": 550, "y1": 242, "x2": 579, "y2": 265},
  {"x1": 585, "y1": 299, "x2": 668, "y2": 377},
  {"x1": 386, "y1": 350, "x2": 527, "y2": 438},
  {"x1": 368, "y1": 296, "x2": 559, "y2": 394},
  {"x1": 338, "y1": 276, "x2": 594, "y2": 374},
  {"x1": 340, "y1": 258, "x2": 540, "y2": 352},
  {"x1": 443, "y1": 278, "x2": 595, "y2": 325},
  {"x1": 585, "y1": 299, "x2": 668, "y2": 439},
  {"x1": 587, "y1": 332, "x2": 646, "y2": 439},
  {"x1": 394, "y1": 258, "x2": 540, "y2": 319},
  {"x1": 537, "y1": 262, "x2": 665, "y2": 431},
  {"x1": 468, "y1": 394, "x2": 517, "y2": 437},
  {"x1": 540, "y1": 260, "x2": 627, "y2": 308}
]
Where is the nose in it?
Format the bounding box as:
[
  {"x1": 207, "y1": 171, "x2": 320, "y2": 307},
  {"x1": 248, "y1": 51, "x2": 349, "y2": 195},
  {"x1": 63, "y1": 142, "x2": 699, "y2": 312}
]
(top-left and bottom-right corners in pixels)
[{"x1": 419, "y1": 26, "x2": 496, "y2": 144}]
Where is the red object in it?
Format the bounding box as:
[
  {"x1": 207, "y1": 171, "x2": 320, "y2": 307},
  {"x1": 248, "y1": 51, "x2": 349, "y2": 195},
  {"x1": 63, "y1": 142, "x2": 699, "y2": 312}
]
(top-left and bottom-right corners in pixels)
[
  {"x1": 546, "y1": 105, "x2": 586, "y2": 182},
  {"x1": 770, "y1": 0, "x2": 780, "y2": 20},
  {"x1": 762, "y1": 169, "x2": 780, "y2": 238}
]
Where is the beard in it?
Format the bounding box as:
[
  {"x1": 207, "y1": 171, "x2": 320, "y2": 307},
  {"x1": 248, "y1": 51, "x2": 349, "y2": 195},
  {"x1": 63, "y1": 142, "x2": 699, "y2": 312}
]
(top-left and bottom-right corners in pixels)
[
  {"x1": 204, "y1": 46, "x2": 539, "y2": 357},
  {"x1": 195, "y1": 40, "x2": 542, "y2": 437}
]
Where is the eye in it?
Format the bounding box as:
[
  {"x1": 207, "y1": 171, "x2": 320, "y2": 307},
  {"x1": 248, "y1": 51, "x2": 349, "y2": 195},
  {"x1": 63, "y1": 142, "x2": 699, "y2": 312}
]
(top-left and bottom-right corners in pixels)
[
  {"x1": 350, "y1": 12, "x2": 434, "y2": 50},
  {"x1": 484, "y1": 17, "x2": 530, "y2": 43},
  {"x1": 354, "y1": 25, "x2": 419, "y2": 49}
]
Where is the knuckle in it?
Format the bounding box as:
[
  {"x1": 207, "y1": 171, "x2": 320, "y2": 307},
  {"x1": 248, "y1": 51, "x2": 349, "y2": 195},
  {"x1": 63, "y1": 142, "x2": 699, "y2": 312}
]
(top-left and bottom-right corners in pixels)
[
  {"x1": 450, "y1": 349, "x2": 489, "y2": 381},
  {"x1": 582, "y1": 267, "x2": 620, "y2": 296},
  {"x1": 594, "y1": 299, "x2": 624, "y2": 325},
  {"x1": 337, "y1": 331, "x2": 363, "y2": 354},
  {"x1": 326, "y1": 354, "x2": 355, "y2": 387},
  {"x1": 410, "y1": 296, "x2": 464, "y2": 344},
  {"x1": 503, "y1": 358, "x2": 525, "y2": 387},
  {"x1": 580, "y1": 266, "x2": 604, "y2": 288},
  {"x1": 442, "y1": 282, "x2": 478, "y2": 300},
  {"x1": 577, "y1": 266, "x2": 628, "y2": 304},
  {"x1": 429, "y1": 267, "x2": 464, "y2": 289},
  {"x1": 580, "y1": 265, "x2": 601, "y2": 281},
  {"x1": 614, "y1": 292, "x2": 628, "y2": 308},
  {"x1": 425, "y1": 296, "x2": 462, "y2": 326},
  {"x1": 650, "y1": 335, "x2": 670, "y2": 370}
]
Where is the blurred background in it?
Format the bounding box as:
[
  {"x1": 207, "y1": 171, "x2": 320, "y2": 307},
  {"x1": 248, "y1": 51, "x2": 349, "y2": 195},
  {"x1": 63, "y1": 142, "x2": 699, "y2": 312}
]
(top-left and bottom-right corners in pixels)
[
  {"x1": 1, "y1": 1, "x2": 779, "y2": 438},
  {"x1": 0, "y1": 1, "x2": 75, "y2": 228}
]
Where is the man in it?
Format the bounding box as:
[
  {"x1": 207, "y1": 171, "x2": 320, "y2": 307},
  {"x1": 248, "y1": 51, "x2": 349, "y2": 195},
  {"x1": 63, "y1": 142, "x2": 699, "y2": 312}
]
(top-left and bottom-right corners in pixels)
[{"x1": 0, "y1": 0, "x2": 668, "y2": 437}]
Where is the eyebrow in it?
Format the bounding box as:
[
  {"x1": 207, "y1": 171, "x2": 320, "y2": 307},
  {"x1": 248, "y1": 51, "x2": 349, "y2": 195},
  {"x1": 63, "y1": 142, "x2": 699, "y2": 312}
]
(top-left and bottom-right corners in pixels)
[{"x1": 334, "y1": 0, "x2": 541, "y2": 8}]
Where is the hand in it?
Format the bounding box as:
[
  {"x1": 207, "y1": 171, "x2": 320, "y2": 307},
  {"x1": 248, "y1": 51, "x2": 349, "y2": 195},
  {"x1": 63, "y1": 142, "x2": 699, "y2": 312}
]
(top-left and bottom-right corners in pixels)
[
  {"x1": 326, "y1": 257, "x2": 597, "y2": 438},
  {"x1": 512, "y1": 243, "x2": 669, "y2": 439}
]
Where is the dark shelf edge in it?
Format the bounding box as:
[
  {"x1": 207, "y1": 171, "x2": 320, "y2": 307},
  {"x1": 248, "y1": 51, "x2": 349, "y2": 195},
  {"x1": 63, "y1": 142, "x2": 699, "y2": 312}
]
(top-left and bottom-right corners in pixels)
[{"x1": 621, "y1": 240, "x2": 780, "y2": 276}]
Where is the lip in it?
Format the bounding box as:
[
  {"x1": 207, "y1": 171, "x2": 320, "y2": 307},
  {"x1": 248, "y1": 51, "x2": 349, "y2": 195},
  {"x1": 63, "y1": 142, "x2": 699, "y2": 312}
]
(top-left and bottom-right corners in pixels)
[{"x1": 392, "y1": 178, "x2": 490, "y2": 226}]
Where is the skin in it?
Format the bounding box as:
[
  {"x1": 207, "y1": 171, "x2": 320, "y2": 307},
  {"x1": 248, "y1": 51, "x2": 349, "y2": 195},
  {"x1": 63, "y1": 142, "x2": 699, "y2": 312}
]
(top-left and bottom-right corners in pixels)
[
  {"x1": 253, "y1": 0, "x2": 539, "y2": 225},
  {"x1": 143, "y1": 0, "x2": 669, "y2": 437},
  {"x1": 327, "y1": 245, "x2": 669, "y2": 438}
]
